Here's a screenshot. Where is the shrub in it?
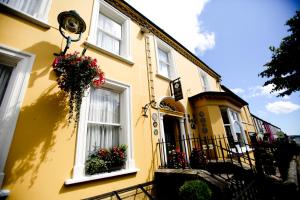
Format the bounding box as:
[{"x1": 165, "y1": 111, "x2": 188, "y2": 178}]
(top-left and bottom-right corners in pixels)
[{"x1": 179, "y1": 180, "x2": 212, "y2": 200}]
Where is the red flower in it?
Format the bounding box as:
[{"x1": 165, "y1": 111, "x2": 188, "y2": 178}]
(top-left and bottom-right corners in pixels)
[
  {"x1": 90, "y1": 58, "x2": 97, "y2": 68},
  {"x1": 92, "y1": 71, "x2": 105, "y2": 88}
]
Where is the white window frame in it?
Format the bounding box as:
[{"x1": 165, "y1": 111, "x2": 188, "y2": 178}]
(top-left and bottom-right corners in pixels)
[
  {"x1": 154, "y1": 37, "x2": 177, "y2": 80},
  {"x1": 197, "y1": 68, "x2": 210, "y2": 92},
  {"x1": 221, "y1": 108, "x2": 250, "y2": 153},
  {"x1": 0, "y1": 0, "x2": 52, "y2": 28},
  {"x1": 0, "y1": 45, "x2": 35, "y2": 188},
  {"x1": 87, "y1": 0, "x2": 132, "y2": 62},
  {"x1": 65, "y1": 79, "x2": 138, "y2": 185}
]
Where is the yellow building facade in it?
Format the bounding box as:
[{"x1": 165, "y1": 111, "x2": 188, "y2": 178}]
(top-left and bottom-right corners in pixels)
[{"x1": 0, "y1": 0, "x2": 256, "y2": 199}]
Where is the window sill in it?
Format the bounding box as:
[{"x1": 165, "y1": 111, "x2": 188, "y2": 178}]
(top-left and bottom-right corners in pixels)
[
  {"x1": 156, "y1": 73, "x2": 172, "y2": 82},
  {"x1": 241, "y1": 121, "x2": 253, "y2": 126},
  {"x1": 64, "y1": 168, "x2": 139, "y2": 185},
  {"x1": 84, "y1": 41, "x2": 134, "y2": 66},
  {"x1": 0, "y1": 3, "x2": 51, "y2": 29}
]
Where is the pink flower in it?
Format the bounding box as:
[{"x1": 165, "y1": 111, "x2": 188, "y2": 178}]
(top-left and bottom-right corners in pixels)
[{"x1": 52, "y1": 57, "x2": 60, "y2": 67}]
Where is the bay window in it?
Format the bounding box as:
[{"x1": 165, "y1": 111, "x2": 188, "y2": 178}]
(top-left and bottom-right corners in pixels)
[{"x1": 220, "y1": 107, "x2": 248, "y2": 152}]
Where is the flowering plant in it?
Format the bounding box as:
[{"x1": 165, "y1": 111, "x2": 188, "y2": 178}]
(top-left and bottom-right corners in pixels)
[
  {"x1": 190, "y1": 148, "x2": 207, "y2": 169},
  {"x1": 52, "y1": 52, "x2": 105, "y2": 122},
  {"x1": 85, "y1": 144, "x2": 127, "y2": 175},
  {"x1": 110, "y1": 144, "x2": 127, "y2": 168},
  {"x1": 167, "y1": 146, "x2": 186, "y2": 169}
]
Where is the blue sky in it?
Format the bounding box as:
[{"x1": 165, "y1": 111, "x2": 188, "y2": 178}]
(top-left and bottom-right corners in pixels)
[{"x1": 126, "y1": 0, "x2": 300, "y2": 135}]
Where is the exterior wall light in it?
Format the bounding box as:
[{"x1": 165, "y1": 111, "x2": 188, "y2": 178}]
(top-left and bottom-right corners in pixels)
[
  {"x1": 55, "y1": 10, "x2": 86, "y2": 55},
  {"x1": 142, "y1": 103, "x2": 151, "y2": 118},
  {"x1": 142, "y1": 100, "x2": 156, "y2": 117}
]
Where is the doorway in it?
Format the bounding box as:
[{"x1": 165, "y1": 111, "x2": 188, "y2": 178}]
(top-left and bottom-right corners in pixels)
[{"x1": 163, "y1": 115, "x2": 180, "y2": 147}]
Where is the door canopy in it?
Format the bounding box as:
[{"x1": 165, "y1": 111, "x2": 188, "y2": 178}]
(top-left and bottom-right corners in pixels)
[{"x1": 159, "y1": 97, "x2": 185, "y2": 113}]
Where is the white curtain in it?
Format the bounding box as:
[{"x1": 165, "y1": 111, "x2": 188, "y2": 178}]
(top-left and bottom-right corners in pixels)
[
  {"x1": 0, "y1": 64, "x2": 13, "y2": 106},
  {"x1": 158, "y1": 48, "x2": 170, "y2": 78},
  {"x1": 97, "y1": 13, "x2": 121, "y2": 55},
  {"x1": 86, "y1": 87, "x2": 120, "y2": 156},
  {"x1": 1, "y1": 0, "x2": 50, "y2": 20},
  {"x1": 198, "y1": 68, "x2": 209, "y2": 91}
]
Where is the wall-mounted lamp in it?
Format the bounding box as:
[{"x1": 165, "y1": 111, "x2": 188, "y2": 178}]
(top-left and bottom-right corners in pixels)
[
  {"x1": 142, "y1": 100, "x2": 156, "y2": 117},
  {"x1": 55, "y1": 10, "x2": 86, "y2": 55}
]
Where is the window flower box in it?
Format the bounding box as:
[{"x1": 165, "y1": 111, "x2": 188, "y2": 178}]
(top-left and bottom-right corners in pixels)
[{"x1": 85, "y1": 145, "x2": 127, "y2": 175}]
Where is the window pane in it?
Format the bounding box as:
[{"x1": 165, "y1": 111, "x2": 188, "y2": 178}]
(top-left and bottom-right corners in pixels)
[
  {"x1": 86, "y1": 124, "x2": 119, "y2": 157},
  {"x1": 1, "y1": 0, "x2": 49, "y2": 20},
  {"x1": 99, "y1": 13, "x2": 122, "y2": 39},
  {"x1": 233, "y1": 121, "x2": 242, "y2": 133},
  {"x1": 159, "y1": 61, "x2": 170, "y2": 78},
  {"x1": 220, "y1": 108, "x2": 230, "y2": 124},
  {"x1": 0, "y1": 64, "x2": 13, "y2": 106},
  {"x1": 158, "y1": 48, "x2": 169, "y2": 63},
  {"x1": 97, "y1": 30, "x2": 120, "y2": 55},
  {"x1": 224, "y1": 125, "x2": 235, "y2": 148},
  {"x1": 88, "y1": 87, "x2": 120, "y2": 124}
]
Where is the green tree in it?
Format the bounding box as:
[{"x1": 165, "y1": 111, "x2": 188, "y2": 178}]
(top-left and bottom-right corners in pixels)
[{"x1": 259, "y1": 11, "x2": 300, "y2": 97}]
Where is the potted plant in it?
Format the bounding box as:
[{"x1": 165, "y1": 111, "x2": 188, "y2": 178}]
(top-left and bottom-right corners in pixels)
[
  {"x1": 52, "y1": 51, "x2": 105, "y2": 122},
  {"x1": 167, "y1": 145, "x2": 186, "y2": 169}
]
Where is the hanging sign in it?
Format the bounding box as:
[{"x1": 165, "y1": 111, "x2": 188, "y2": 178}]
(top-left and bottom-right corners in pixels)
[{"x1": 170, "y1": 78, "x2": 183, "y2": 101}]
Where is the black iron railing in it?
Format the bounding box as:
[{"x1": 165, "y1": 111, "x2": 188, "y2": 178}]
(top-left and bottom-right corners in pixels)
[
  {"x1": 157, "y1": 134, "x2": 261, "y2": 199},
  {"x1": 157, "y1": 134, "x2": 256, "y2": 173},
  {"x1": 83, "y1": 181, "x2": 155, "y2": 200}
]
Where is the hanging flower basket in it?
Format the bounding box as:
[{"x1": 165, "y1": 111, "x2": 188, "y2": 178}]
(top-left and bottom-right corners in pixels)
[{"x1": 52, "y1": 52, "x2": 105, "y2": 122}]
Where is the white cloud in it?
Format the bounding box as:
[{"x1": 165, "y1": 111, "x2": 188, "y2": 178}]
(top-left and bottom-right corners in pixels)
[
  {"x1": 266, "y1": 101, "x2": 300, "y2": 114},
  {"x1": 248, "y1": 84, "x2": 286, "y2": 98},
  {"x1": 230, "y1": 88, "x2": 245, "y2": 94},
  {"x1": 126, "y1": 0, "x2": 215, "y2": 54}
]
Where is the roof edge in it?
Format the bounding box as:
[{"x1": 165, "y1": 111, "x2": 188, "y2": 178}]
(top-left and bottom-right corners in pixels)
[
  {"x1": 251, "y1": 113, "x2": 281, "y2": 130},
  {"x1": 188, "y1": 91, "x2": 248, "y2": 107},
  {"x1": 220, "y1": 85, "x2": 249, "y2": 105}
]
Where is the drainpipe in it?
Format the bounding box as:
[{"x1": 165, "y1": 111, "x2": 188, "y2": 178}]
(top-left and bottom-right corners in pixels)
[{"x1": 143, "y1": 27, "x2": 157, "y2": 109}]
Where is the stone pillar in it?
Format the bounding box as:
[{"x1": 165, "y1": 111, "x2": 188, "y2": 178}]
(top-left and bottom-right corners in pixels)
[{"x1": 179, "y1": 118, "x2": 189, "y2": 164}]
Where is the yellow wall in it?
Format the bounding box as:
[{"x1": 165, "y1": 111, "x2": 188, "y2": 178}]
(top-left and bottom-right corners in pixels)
[
  {"x1": 0, "y1": 0, "x2": 255, "y2": 199},
  {"x1": 0, "y1": 1, "x2": 155, "y2": 199}
]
